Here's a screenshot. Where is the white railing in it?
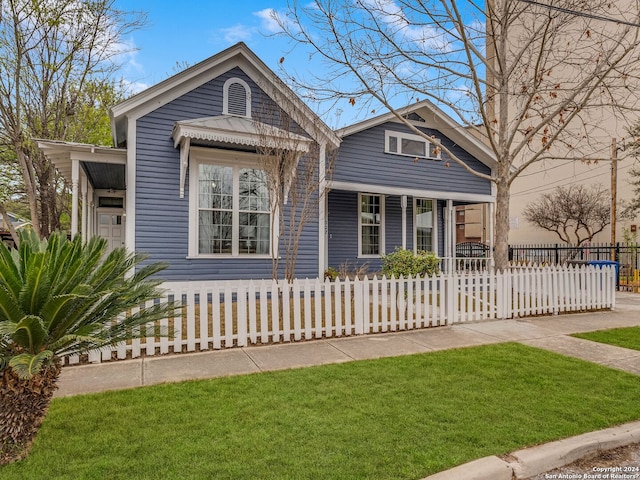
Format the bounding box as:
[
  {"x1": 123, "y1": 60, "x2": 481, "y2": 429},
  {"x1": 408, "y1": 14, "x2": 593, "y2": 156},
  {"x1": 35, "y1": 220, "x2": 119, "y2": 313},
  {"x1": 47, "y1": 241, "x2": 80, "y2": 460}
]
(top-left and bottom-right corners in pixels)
[
  {"x1": 440, "y1": 256, "x2": 493, "y2": 273},
  {"x1": 72, "y1": 264, "x2": 615, "y2": 365}
]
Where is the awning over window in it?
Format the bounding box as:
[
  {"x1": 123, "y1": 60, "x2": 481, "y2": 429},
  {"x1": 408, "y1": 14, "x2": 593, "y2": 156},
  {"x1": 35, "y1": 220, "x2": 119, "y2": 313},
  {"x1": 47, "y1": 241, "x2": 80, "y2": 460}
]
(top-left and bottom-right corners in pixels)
[{"x1": 172, "y1": 115, "x2": 313, "y2": 198}]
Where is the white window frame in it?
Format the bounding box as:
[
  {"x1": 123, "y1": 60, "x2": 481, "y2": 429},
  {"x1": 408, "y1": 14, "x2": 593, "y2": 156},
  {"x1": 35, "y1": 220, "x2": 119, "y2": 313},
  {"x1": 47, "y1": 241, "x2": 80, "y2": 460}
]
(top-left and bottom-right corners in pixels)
[
  {"x1": 188, "y1": 147, "x2": 276, "y2": 258},
  {"x1": 358, "y1": 193, "x2": 385, "y2": 258},
  {"x1": 222, "y1": 77, "x2": 252, "y2": 118},
  {"x1": 385, "y1": 130, "x2": 441, "y2": 160},
  {"x1": 413, "y1": 198, "x2": 438, "y2": 254}
]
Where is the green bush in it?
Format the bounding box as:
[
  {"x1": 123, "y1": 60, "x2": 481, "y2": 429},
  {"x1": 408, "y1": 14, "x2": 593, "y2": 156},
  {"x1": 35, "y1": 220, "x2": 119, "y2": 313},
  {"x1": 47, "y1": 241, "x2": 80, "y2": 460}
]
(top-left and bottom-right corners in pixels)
[
  {"x1": 381, "y1": 247, "x2": 439, "y2": 278},
  {"x1": 324, "y1": 267, "x2": 339, "y2": 281}
]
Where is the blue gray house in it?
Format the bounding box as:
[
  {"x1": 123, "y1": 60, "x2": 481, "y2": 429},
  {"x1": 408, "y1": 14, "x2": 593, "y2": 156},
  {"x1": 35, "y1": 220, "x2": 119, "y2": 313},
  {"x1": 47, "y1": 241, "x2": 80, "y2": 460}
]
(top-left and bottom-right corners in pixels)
[{"x1": 38, "y1": 43, "x2": 496, "y2": 281}]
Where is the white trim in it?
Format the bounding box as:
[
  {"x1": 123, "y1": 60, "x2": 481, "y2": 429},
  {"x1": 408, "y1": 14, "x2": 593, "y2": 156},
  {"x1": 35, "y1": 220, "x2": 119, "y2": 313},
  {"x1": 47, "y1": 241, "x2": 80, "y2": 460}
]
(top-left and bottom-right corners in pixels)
[
  {"x1": 318, "y1": 143, "x2": 327, "y2": 276},
  {"x1": 71, "y1": 159, "x2": 79, "y2": 236},
  {"x1": 188, "y1": 147, "x2": 277, "y2": 258},
  {"x1": 385, "y1": 130, "x2": 442, "y2": 160},
  {"x1": 358, "y1": 193, "x2": 385, "y2": 258},
  {"x1": 401, "y1": 195, "x2": 407, "y2": 249},
  {"x1": 329, "y1": 180, "x2": 495, "y2": 204},
  {"x1": 179, "y1": 138, "x2": 191, "y2": 198},
  {"x1": 413, "y1": 198, "x2": 437, "y2": 254},
  {"x1": 222, "y1": 77, "x2": 251, "y2": 117},
  {"x1": 125, "y1": 119, "x2": 136, "y2": 255}
]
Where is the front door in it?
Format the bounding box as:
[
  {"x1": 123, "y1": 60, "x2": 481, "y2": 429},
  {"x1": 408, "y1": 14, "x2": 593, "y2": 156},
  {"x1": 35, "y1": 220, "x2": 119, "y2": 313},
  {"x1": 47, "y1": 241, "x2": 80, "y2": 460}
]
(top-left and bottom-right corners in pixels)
[{"x1": 97, "y1": 209, "x2": 125, "y2": 252}]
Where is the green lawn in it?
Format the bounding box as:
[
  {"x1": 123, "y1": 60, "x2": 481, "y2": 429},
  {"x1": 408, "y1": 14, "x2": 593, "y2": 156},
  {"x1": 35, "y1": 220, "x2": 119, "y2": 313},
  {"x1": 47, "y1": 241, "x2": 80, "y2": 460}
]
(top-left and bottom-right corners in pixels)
[
  {"x1": 2, "y1": 343, "x2": 640, "y2": 480},
  {"x1": 572, "y1": 327, "x2": 640, "y2": 351}
]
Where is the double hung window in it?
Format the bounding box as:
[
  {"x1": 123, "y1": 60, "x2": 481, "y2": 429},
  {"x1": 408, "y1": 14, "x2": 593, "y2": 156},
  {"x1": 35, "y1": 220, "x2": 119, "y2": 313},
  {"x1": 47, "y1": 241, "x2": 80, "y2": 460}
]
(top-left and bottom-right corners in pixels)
[
  {"x1": 414, "y1": 198, "x2": 434, "y2": 252},
  {"x1": 359, "y1": 193, "x2": 383, "y2": 256}
]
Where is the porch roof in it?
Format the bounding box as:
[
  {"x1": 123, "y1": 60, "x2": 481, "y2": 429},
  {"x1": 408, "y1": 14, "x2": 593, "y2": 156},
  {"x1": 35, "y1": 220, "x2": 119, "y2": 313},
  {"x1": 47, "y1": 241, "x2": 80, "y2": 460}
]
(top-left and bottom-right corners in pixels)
[
  {"x1": 37, "y1": 140, "x2": 127, "y2": 190},
  {"x1": 328, "y1": 180, "x2": 494, "y2": 204}
]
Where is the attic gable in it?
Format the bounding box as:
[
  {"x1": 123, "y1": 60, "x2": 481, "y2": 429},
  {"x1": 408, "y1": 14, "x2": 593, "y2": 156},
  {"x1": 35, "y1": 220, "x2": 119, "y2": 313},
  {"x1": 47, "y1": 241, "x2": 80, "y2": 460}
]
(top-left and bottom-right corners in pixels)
[{"x1": 110, "y1": 42, "x2": 339, "y2": 149}]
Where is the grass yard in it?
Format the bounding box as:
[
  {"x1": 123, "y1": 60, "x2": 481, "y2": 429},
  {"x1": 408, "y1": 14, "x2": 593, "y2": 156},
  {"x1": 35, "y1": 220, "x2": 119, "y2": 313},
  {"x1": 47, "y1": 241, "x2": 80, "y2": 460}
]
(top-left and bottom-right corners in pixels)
[
  {"x1": 3, "y1": 343, "x2": 640, "y2": 480},
  {"x1": 572, "y1": 326, "x2": 640, "y2": 351}
]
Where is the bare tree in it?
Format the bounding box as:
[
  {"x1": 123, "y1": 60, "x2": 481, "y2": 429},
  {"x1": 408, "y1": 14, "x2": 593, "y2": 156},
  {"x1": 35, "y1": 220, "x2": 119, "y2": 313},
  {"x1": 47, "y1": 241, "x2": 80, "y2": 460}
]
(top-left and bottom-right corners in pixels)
[
  {"x1": 254, "y1": 95, "x2": 336, "y2": 281},
  {"x1": 0, "y1": 0, "x2": 146, "y2": 238},
  {"x1": 274, "y1": 0, "x2": 640, "y2": 269},
  {"x1": 523, "y1": 184, "x2": 610, "y2": 245}
]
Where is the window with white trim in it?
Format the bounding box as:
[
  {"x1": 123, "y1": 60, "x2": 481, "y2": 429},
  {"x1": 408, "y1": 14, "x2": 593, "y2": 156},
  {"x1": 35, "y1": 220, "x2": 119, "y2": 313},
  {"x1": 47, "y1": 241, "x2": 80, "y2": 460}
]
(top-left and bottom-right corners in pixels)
[
  {"x1": 190, "y1": 149, "x2": 271, "y2": 257},
  {"x1": 385, "y1": 130, "x2": 441, "y2": 160},
  {"x1": 223, "y1": 77, "x2": 251, "y2": 117},
  {"x1": 414, "y1": 198, "x2": 435, "y2": 253},
  {"x1": 359, "y1": 193, "x2": 384, "y2": 256}
]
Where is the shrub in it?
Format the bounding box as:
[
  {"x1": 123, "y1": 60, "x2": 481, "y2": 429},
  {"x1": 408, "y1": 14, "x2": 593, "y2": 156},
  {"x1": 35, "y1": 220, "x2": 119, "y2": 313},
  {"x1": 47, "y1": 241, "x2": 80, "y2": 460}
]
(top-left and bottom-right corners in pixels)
[
  {"x1": 381, "y1": 247, "x2": 439, "y2": 278},
  {"x1": 324, "y1": 267, "x2": 339, "y2": 281}
]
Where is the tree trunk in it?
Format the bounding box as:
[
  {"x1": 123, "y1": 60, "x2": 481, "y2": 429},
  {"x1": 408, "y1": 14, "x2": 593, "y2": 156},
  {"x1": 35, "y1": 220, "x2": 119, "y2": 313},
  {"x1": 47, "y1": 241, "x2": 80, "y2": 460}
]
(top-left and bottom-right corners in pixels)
[
  {"x1": 0, "y1": 362, "x2": 61, "y2": 464},
  {"x1": 494, "y1": 177, "x2": 510, "y2": 271}
]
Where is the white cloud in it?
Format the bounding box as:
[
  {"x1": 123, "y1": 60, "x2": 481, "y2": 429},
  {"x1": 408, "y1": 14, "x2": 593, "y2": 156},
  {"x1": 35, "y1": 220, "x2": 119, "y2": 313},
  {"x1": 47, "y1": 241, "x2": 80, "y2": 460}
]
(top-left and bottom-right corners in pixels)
[
  {"x1": 254, "y1": 8, "x2": 283, "y2": 34},
  {"x1": 220, "y1": 24, "x2": 256, "y2": 43}
]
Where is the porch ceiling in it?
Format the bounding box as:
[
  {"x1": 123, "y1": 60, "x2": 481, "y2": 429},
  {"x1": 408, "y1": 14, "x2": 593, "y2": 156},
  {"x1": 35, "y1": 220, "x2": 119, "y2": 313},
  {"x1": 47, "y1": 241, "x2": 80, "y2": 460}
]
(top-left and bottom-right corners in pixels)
[
  {"x1": 83, "y1": 162, "x2": 125, "y2": 190},
  {"x1": 36, "y1": 139, "x2": 127, "y2": 190}
]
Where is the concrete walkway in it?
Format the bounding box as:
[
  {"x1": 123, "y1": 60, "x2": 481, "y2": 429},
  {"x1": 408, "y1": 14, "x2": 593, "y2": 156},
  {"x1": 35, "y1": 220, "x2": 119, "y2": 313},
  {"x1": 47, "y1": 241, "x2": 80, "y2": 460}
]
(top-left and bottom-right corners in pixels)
[{"x1": 55, "y1": 292, "x2": 640, "y2": 397}]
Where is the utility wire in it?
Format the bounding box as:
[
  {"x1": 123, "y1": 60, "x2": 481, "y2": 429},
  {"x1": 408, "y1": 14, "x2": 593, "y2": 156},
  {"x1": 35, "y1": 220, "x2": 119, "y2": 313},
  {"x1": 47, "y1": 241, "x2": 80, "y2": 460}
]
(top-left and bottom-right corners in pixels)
[{"x1": 517, "y1": 0, "x2": 640, "y2": 28}]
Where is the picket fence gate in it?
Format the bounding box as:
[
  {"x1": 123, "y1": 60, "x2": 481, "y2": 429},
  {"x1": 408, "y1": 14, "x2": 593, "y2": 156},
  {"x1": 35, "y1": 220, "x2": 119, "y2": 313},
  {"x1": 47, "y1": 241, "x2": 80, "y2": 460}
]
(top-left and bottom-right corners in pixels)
[{"x1": 74, "y1": 264, "x2": 616, "y2": 365}]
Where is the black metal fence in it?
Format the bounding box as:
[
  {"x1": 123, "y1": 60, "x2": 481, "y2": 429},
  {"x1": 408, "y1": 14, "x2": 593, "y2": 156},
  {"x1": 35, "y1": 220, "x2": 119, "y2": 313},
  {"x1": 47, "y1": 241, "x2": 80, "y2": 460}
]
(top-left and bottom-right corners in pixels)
[
  {"x1": 508, "y1": 243, "x2": 638, "y2": 267},
  {"x1": 508, "y1": 242, "x2": 640, "y2": 290}
]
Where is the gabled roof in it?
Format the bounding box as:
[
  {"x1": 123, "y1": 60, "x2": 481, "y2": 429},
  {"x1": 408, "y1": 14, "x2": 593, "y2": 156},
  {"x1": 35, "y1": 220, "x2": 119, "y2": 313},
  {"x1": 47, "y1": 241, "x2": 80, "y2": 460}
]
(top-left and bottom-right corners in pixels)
[
  {"x1": 110, "y1": 42, "x2": 340, "y2": 150},
  {"x1": 336, "y1": 99, "x2": 497, "y2": 171}
]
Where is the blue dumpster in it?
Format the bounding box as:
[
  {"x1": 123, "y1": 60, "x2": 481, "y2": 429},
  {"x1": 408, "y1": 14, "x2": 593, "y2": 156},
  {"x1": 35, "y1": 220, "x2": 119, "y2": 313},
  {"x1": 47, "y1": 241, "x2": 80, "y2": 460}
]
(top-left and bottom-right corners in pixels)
[{"x1": 587, "y1": 260, "x2": 619, "y2": 290}]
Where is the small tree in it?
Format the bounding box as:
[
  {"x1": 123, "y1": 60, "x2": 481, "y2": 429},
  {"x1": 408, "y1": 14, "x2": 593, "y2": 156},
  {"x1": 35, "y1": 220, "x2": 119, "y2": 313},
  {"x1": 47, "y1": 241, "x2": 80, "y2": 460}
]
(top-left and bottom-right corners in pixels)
[
  {"x1": 523, "y1": 184, "x2": 610, "y2": 245},
  {"x1": 254, "y1": 90, "x2": 336, "y2": 281},
  {"x1": 0, "y1": 231, "x2": 177, "y2": 464}
]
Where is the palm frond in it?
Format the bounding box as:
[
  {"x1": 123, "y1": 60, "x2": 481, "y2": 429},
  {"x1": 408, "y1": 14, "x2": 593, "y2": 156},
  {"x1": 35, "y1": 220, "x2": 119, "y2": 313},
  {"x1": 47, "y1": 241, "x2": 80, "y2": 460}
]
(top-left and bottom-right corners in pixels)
[{"x1": 9, "y1": 351, "x2": 54, "y2": 380}]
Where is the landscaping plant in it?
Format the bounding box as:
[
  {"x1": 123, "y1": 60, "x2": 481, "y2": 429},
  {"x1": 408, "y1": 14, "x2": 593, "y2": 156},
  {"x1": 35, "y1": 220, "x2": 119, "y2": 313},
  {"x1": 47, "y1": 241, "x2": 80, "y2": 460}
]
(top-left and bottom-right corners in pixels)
[
  {"x1": 381, "y1": 247, "x2": 439, "y2": 278},
  {"x1": 0, "y1": 230, "x2": 176, "y2": 464}
]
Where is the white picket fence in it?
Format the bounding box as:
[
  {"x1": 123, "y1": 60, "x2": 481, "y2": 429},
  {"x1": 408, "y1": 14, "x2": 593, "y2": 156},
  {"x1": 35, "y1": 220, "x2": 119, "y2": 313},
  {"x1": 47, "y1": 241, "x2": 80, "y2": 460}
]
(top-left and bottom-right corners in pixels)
[{"x1": 74, "y1": 264, "x2": 616, "y2": 365}]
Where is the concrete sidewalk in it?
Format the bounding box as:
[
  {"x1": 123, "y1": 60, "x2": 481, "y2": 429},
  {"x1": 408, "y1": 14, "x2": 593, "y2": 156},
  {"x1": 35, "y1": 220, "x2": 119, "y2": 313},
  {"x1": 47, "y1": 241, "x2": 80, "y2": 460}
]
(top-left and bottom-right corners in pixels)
[{"x1": 54, "y1": 292, "x2": 640, "y2": 397}]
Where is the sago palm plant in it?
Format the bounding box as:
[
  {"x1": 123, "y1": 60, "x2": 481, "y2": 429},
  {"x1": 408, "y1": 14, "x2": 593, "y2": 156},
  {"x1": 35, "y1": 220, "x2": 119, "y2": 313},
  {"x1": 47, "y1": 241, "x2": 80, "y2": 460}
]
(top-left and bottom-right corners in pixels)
[{"x1": 0, "y1": 230, "x2": 176, "y2": 464}]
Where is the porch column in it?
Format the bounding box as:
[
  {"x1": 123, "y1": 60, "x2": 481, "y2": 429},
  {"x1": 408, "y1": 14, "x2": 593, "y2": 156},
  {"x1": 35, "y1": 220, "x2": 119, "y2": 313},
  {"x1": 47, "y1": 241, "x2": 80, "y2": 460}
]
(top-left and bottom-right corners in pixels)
[
  {"x1": 488, "y1": 202, "x2": 495, "y2": 269},
  {"x1": 81, "y1": 174, "x2": 88, "y2": 241},
  {"x1": 401, "y1": 195, "x2": 407, "y2": 249},
  {"x1": 318, "y1": 142, "x2": 328, "y2": 276},
  {"x1": 71, "y1": 159, "x2": 80, "y2": 236}
]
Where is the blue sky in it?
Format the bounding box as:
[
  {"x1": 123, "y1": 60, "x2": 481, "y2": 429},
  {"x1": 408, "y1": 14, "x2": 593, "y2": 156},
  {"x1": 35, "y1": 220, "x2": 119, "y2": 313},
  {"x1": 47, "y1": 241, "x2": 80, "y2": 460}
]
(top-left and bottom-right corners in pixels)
[{"x1": 112, "y1": 0, "x2": 353, "y2": 123}]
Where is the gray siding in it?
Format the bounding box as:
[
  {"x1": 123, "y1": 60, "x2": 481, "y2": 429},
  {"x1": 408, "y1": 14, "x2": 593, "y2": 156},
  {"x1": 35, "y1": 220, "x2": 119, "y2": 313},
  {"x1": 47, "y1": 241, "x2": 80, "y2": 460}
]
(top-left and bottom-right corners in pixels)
[
  {"x1": 135, "y1": 67, "x2": 319, "y2": 281},
  {"x1": 334, "y1": 122, "x2": 491, "y2": 195}
]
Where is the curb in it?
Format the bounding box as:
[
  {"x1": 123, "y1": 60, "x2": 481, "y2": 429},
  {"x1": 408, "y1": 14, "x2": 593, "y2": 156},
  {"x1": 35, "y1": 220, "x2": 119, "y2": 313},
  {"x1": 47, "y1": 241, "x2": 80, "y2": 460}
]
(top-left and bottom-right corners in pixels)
[{"x1": 421, "y1": 420, "x2": 640, "y2": 480}]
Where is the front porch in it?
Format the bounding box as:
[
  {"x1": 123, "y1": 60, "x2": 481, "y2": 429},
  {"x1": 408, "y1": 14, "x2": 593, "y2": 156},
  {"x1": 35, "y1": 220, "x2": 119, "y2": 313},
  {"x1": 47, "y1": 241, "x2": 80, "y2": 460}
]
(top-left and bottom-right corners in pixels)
[
  {"x1": 37, "y1": 140, "x2": 127, "y2": 251},
  {"x1": 326, "y1": 182, "x2": 494, "y2": 274}
]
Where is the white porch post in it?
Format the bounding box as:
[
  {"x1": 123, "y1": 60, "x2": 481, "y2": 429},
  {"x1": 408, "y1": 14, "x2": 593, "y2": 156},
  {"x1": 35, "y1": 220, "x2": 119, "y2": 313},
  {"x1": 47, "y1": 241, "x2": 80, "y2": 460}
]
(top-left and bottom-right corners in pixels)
[
  {"x1": 318, "y1": 142, "x2": 327, "y2": 276},
  {"x1": 488, "y1": 202, "x2": 495, "y2": 269},
  {"x1": 81, "y1": 174, "x2": 88, "y2": 241},
  {"x1": 401, "y1": 195, "x2": 407, "y2": 249},
  {"x1": 71, "y1": 159, "x2": 80, "y2": 236}
]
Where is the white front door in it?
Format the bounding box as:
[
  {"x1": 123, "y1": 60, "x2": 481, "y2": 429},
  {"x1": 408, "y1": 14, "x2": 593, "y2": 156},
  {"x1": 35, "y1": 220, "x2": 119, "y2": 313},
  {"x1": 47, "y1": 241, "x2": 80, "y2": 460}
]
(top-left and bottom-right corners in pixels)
[{"x1": 97, "y1": 209, "x2": 125, "y2": 252}]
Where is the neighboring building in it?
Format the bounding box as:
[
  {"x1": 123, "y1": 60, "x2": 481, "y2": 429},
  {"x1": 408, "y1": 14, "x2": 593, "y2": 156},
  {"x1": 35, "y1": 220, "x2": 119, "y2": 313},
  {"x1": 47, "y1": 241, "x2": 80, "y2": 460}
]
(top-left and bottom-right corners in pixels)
[
  {"x1": 38, "y1": 43, "x2": 496, "y2": 281},
  {"x1": 0, "y1": 212, "x2": 30, "y2": 248}
]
